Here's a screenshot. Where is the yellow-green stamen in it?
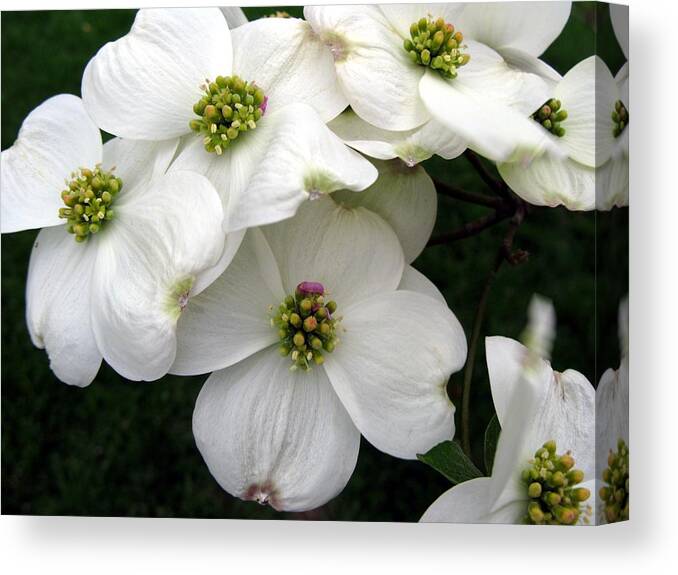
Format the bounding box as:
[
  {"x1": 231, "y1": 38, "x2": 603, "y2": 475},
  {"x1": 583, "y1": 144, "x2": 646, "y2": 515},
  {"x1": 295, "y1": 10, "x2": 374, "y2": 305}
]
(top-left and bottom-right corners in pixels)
[
  {"x1": 612, "y1": 100, "x2": 629, "y2": 138},
  {"x1": 599, "y1": 439, "x2": 629, "y2": 523},
  {"x1": 521, "y1": 440, "x2": 591, "y2": 525},
  {"x1": 272, "y1": 281, "x2": 340, "y2": 371},
  {"x1": 189, "y1": 75, "x2": 267, "y2": 154},
  {"x1": 58, "y1": 166, "x2": 122, "y2": 243},
  {"x1": 404, "y1": 17, "x2": 470, "y2": 79},
  {"x1": 532, "y1": 99, "x2": 568, "y2": 137}
]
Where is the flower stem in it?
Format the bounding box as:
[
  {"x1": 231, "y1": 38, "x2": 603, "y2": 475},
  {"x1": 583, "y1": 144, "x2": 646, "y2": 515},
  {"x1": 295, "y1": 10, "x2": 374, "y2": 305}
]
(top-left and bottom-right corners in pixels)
[{"x1": 461, "y1": 203, "x2": 527, "y2": 458}]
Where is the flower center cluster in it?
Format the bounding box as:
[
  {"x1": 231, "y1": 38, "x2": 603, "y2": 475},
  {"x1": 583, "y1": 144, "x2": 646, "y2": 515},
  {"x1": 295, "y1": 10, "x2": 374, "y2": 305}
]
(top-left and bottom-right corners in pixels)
[
  {"x1": 612, "y1": 100, "x2": 629, "y2": 138},
  {"x1": 532, "y1": 99, "x2": 568, "y2": 137},
  {"x1": 521, "y1": 440, "x2": 591, "y2": 525},
  {"x1": 404, "y1": 17, "x2": 470, "y2": 79},
  {"x1": 272, "y1": 281, "x2": 340, "y2": 371},
  {"x1": 58, "y1": 166, "x2": 122, "y2": 243},
  {"x1": 599, "y1": 439, "x2": 629, "y2": 523},
  {"x1": 190, "y1": 75, "x2": 267, "y2": 155}
]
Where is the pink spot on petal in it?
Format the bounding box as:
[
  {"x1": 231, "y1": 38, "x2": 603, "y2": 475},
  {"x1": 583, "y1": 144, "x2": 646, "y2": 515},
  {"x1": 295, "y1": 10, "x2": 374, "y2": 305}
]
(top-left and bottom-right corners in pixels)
[{"x1": 244, "y1": 481, "x2": 279, "y2": 509}]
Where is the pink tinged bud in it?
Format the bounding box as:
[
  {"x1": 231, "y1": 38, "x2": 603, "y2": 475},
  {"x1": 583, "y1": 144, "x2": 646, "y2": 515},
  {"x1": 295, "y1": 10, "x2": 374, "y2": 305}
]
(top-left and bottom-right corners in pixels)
[
  {"x1": 260, "y1": 96, "x2": 269, "y2": 115},
  {"x1": 296, "y1": 281, "x2": 325, "y2": 296}
]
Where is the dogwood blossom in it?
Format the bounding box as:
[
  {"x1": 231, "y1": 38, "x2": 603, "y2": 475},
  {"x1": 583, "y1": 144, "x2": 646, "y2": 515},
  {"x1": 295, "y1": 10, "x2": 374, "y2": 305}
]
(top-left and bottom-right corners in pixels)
[
  {"x1": 1, "y1": 94, "x2": 230, "y2": 386},
  {"x1": 305, "y1": 2, "x2": 570, "y2": 162},
  {"x1": 497, "y1": 56, "x2": 596, "y2": 210},
  {"x1": 172, "y1": 197, "x2": 467, "y2": 511},
  {"x1": 421, "y1": 297, "x2": 595, "y2": 524},
  {"x1": 82, "y1": 8, "x2": 376, "y2": 232},
  {"x1": 596, "y1": 297, "x2": 629, "y2": 523}
]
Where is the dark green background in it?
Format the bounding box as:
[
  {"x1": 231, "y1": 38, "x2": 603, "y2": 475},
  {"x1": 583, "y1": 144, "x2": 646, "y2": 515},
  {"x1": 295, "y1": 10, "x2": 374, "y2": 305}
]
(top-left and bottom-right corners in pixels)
[{"x1": 1, "y1": 3, "x2": 628, "y2": 520}]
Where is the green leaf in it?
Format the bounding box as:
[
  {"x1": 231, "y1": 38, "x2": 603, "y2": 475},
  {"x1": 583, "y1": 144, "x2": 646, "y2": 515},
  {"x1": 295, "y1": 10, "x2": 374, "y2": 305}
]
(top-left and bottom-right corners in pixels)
[
  {"x1": 417, "y1": 440, "x2": 483, "y2": 485},
  {"x1": 484, "y1": 414, "x2": 501, "y2": 475}
]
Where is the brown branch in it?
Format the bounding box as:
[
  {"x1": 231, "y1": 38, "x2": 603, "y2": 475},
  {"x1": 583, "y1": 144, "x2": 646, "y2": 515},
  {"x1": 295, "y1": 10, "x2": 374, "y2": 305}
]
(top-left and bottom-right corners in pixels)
[
  {"x1": 460, "y1": 201, "x2": 528, "y2": 457},
  {"x1": 427, "y1": 210, "x2": 511, "y2": 246},
  {"x1": 463, "y1": 150, "x2": 512, "y2": 201},
  {"x1": 434, "y1": 179, "x2": 505, "y2": 209}
]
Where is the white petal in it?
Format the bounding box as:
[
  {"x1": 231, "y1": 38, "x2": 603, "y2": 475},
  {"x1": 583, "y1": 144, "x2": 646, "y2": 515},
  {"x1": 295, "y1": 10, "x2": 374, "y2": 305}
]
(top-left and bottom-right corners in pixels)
[
  {"x1": 232, "y1": 17, "x2": 347, "y2": 122},
  {"x1": 596, "y1": 357, "x2": 629, "y2": 474},
  {"x1": 420, "y1": 69, "x2": 557, "y2": 163},
  {"x1": 420, "y1": 477, "x2": 493, "y2": 523},
  {"x1": 453, "y1": 40, "x2": 550, "y2": 116},
  {"x1": 227, "y1": 104, "x2": 377, "y2": 232},
  {"x1": 82, "y1": 8, "x2": 232, "y2": 139},
  {"x1": 398, "y1": 265, "x2": 447, "y2": 306},
  {"x1": 91, "y1": 170, "x2": 225, "y2": 381},
  {"x1": 172, "y1": 229, "x2": 285, "y2": 376},
  {"x1": 610, "y1": 4, "x2": 629, "y2": 59},
  {"x1": 329, "y1": 109, "x2": 465, "y2": 165},
  {"x1": 457, "y1": 2, "x2": 571, "y2": 56},
  {"x1": 193, "y1": 349, "x2": 360, "y2": 512},
  {"x1": 262, "y1": 195, "x2": 405, "y2": 307},
  {"x1": 191, "y1": 228, "x2": 246, "y2": 297},
  {"x1": 498, "y1": 152, "x2": 595, "y2": 211},
  {"x1": 616, "y1": 62, "x2": 629, "y2": 107},
  {"x1": 102, "y1": 137, "x2": 179, "y2": 192},
  {"x1": 498, "y1": 47, "x2": 562, "y2": 92},
  {"x1": 331, "y1": 159, "x2": 436, "y2": 263},
  {"x1": 324, "y1": 290, "x2": 467, "y2": 459},
  {"x1": 1, "y1": 94, "x2": 102, "y2": 233},
  {"x1": 379, "y1": 4, "x2": 465, "y2": 39},
  {"x1": 555, "y1": 56, "x2": 600, "y2": 167},
  {"x1": 304, "y1": 5, "x2": 429, "y2": 130},
  {"x1": 485, "y1": 336, "x2": 527, "y2": 428},
  {"x1": 26, "y1": 226, "x2": 102, "y2": 386},
  {"x1": 489, "y1": 357, "x2": 595, "y2": 511},
  {"x1": 220, "y1": 6, "x2": 248, "y2": 29},
  {"x1": 596, "y1": 145, "x2": 628, "y2": 211}
]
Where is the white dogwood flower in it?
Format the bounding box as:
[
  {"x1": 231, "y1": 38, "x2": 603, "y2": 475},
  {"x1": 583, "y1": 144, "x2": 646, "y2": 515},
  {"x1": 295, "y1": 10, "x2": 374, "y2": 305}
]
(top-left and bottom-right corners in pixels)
[
  {"x1": 596, "y1": 61, "x2": 629, "y2": 210},
  {"x1": 596, "y1": 296, "x2": 629, "y2": 523},
  {"x1": 305, "y1": 2, "x2": 570, "y2": 162},
  {"x1": 1, "y1": 94, "x2": 231, "y2": 386},
  {"x1": 422, "y1": 297, "x2": 595, "y2": 524},
  {"x1": 172, "y1": 197, "x2": 467, "y2": 511},
  {"x1": 82, "y1": 8, "x2": 376, "y2": 232},
  {"x1": 498, "y1": 56, "x2": 623, "y2": 211}
]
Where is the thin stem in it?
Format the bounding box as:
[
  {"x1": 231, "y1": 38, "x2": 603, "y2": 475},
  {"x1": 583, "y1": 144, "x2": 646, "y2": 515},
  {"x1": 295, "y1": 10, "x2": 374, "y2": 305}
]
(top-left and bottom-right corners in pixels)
[
  {"x1": 463, "y1": 150, "x2": 512, "y2": 201},
  {"x1": 434, "y1": 179, "x2": 505, "y2": 209},
  {"x1": 460, "y1": 203, "x2": 527, "y2": 458},
  {"x1": 427, "y1": 210, "x2": 510, "y2": 246}
]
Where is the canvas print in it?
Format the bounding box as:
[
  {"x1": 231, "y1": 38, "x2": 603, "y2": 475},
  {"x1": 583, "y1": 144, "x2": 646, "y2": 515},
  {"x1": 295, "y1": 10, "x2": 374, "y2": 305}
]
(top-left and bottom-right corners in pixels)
[{"x1": 1, "y1": 2, "x2": 629, "y2": 525}]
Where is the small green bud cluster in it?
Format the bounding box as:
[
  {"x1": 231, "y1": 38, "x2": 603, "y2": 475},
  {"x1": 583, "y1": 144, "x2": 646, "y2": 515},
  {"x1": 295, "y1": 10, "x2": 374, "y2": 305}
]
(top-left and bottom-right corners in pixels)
[
  {"x1": 272, "y1": 282, "x2": 339, "y2": 371},
  {"x1": 599, "y1": 439, "x2": 629, "y2": 523},
  {"x1": 189, "y1": 75, "x2": 267, "y2": 155},
  {"x1": 521, "y1": 440, "x2": 591, "y2": 525},
  {"x1": 612, "y1": 100, "x2": 629, "y2": 138},
  {"x1": 264, "y1": 10, "x2": 291, "y2": 18},
  {"x1": 58, "y1": 166, "x2": 122, "y2": 243},
  {"x1": 404, "y1": 17, "x2": 470, "y2": 79},
  {"x1": 532, "y1": 99, "x2": 568, "y2": 137}
]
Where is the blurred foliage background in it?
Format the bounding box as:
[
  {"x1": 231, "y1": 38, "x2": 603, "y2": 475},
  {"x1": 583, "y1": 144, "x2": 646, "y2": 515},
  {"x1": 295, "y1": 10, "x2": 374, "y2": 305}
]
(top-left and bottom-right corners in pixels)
[{"x1": 1, "y1": 3, "x2": 628, "y2": 521}]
